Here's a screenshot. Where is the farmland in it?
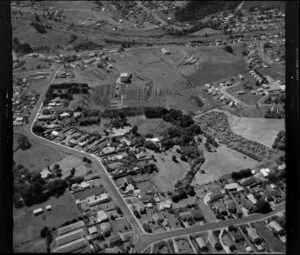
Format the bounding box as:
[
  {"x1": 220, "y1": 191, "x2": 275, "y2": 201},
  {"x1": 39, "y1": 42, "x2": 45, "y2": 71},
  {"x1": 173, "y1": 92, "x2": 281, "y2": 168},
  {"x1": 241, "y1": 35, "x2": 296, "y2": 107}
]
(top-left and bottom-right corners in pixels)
[
  {"x1": 192, "y1": 145, "x2": 260, "y2": 186},
  {"x1": 228, "y1": 115, "x2": 285, "y2": 147}
]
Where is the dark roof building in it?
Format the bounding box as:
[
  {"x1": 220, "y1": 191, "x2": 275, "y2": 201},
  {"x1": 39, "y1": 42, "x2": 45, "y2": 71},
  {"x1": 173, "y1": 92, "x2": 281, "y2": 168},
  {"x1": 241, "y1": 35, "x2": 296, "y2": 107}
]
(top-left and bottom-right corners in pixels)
[
  {"x1": 240, "y1": 197, "x2": 255, "y2": 211},
  {"x1": 210, "y1": 188, "x2": 224, "y2": 202},
  {"x1": 225, "y1": 200, "x2": 237, "y2": 214},
  {"x1": 192, "y1": 210, "x2": 204, "y2": 221},
  {"x1": 107, "y1": 234, "x2": 123, "y2": 247},
  {"x1": 231, "y1": 231, "x2": 244, "y2": 243},
  {"x1": 222, "y1": 233, "x2": 236, "y2": 250},
  {"x1": 240, "y1": 177, "x2": 259, "y2": 187}
]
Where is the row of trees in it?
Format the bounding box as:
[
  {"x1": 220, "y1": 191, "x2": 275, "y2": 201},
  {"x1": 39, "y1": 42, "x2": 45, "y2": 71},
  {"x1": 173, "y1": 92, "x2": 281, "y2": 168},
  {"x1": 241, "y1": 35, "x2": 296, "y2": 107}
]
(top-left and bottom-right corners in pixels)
[
  {"x1": 231, "y1": 168, "x2": 252, "y2": 180},
  {"x1": 13, "y1": 163, "x2": 83, "y2": 208},
  {"x1": 272, "y1": 130, "x2": 285, "y2": 151}
]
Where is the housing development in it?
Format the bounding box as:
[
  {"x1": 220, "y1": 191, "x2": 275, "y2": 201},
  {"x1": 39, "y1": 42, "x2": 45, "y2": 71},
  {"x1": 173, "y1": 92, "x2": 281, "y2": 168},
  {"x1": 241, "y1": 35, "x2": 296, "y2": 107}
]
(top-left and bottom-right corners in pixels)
[{"x1": 12, "y1": 1, "x2": 286, "y2": 254}]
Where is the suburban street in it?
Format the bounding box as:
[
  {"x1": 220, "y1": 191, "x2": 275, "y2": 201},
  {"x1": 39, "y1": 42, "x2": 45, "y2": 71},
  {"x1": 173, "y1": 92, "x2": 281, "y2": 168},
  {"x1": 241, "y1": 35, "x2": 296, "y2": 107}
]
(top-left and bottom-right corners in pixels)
[
  {"x1": 135, "y1": 202, "x2": 285, "y2": 253},
  {"x1": 25, "y1": 82, "x2": 285, "y2": 252},
  {"x1": 16, "y1": 46, "x2": 285, "y2": 254}
]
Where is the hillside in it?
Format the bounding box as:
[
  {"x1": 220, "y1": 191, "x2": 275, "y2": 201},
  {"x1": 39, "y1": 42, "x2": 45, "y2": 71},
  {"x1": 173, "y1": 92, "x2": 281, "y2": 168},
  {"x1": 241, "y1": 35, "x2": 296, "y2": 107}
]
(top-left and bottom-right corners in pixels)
[{"x1": 174, "y1": 1, "x2": 241, "y2": 23}]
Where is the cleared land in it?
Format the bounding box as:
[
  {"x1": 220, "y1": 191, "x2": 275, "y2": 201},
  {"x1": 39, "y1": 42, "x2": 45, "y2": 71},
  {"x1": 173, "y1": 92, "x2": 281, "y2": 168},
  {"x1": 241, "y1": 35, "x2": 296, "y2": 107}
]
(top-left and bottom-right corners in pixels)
[
  {"x1": 228, "y1": 115, "x2": 285, "y2": 147},
  {"x1": 147, "y1": 147, "x2": 191, "y2": 192},
  {"x1": 127, "y1": 115, "x2": 174, "y2": 137},
  {"x1": 13, "y1": 132, "x2": 67, "y2": 172},
  {"x1": 13, "y1": 191, "x2": 81, "y2": 253},
  {"x1": 192, "y1": 144, "x2": 259, "y2": 186}
]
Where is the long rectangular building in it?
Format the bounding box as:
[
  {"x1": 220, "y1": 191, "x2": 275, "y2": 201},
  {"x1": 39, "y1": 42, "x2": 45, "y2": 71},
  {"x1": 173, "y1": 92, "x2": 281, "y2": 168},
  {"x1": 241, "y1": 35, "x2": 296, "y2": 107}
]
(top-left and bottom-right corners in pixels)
[
  {"x1": 57, "y1": 221, "x2": 85, "y2": 236},
  {"x1": 56, "y1": 228, "x2": 84, "y2": 247},
  {"x1": 52, "y1": 237, "x2": 87, "y2": 253}
]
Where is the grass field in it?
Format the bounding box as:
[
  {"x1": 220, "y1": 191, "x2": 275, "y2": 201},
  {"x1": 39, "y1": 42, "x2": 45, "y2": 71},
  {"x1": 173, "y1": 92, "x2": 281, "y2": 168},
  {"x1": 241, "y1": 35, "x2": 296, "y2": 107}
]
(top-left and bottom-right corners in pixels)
[
  {"x1": 260, "y1": 64, "x2": 285, "y2": 81},
  {"x1": 175, "y1": 237, "x2": 194, "y2": 253},
  {"x1": 192, "y1": 144, "x2": 259, "y2": 186},
  {"x1": 13, "y1": 191, "x2": 81, "y2": 253},
  {"x1": 148, "y1": 148, "x2": 191, "y2": 192},
  {"x1": 127, "y1": 115, "x2": 174, "y2": 137},
  {"x1": 13, "y1": 132, "x2": 67, "y2": 172},
  {"x1": 228, "y1": 115, "x2": 285, "y2": 147}
]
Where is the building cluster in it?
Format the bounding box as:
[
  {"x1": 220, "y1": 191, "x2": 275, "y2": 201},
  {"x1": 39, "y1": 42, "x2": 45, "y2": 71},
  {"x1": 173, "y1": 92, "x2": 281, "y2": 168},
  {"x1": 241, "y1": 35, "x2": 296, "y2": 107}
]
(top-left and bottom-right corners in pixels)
[
  {"x1": 113, "y1": 1, "x2": 162, "y2": 29},
  {"x1": 203, "y1": 76, "x2": 243, "y2": 108},
  {"x1": 37, "y1": 174, "x2": 133, "y2": 253},
  {"x1": 206, "y1": 165, "x2": 286, "y2": 221},
  {"x1": 212, "y1": 7, "x2": 284, "y2": 33},
  {"x1": 262, "y1": 39, "x2": 285, "y2": 62},
  {"x1": 13, "y1": 77, "x2": 39, "y2": 126},
  {"x1": 188, "y1": 31, "x2": 283, "y2": 48}
]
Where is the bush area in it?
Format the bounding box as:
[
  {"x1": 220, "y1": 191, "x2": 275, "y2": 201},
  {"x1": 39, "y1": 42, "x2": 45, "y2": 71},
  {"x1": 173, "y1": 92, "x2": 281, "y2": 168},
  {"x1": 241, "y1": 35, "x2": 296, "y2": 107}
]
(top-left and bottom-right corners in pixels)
[
  {"x1": 174, "y1": 1, "x2": 240, "y2": 23},
  {"x1": 231, "y1": 168, "x2": 252, "y2": 180},
  {"x1": 13, "y1": 163, "x2": 83, "y2": 208},
  {"x1": 13, "y1": 38, "x2": 33, "y2": 54},
  {"x1": 30, "y1": 21, "x2": 47, "y2": 34},
  {"x1": 272, "y1": 130, "x2": 285, "y2": 151},
  {"x1": 198, "y1": 112, "x2": 279, "y2": 161},
  {"x1": 74, "y1": 41, "x2": 103, "y2": 51}
]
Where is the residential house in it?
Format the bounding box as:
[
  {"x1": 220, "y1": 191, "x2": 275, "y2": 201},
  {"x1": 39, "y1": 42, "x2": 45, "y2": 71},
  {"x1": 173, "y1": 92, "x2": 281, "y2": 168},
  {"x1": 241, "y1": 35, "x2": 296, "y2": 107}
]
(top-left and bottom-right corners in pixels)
[
  {"x1": 240, "y1": 197, "x2": 255, "y2": 212},
  {"x1": 96, "y1": 210, "x2": 109, "y2": 223},
  {"x1": 192, "y1": 210, "x2": 204, "y2": 222},
  {"x1": 107, "y1": 233, "x2": 123, "y2": 247},
  {"x1": 247, "y1": 227, "x2": 261, "y2": 244},
  {"x1": 222, "y1": 233, "x2": 236, "y2": 251},
  {"x1": 209, "y1": 188, "x2": 224, "y2": 202},
  {"x1": 208, "y1": 233, "x2": 221, "y2": 250},
  {"x1": 269, "y1": 221, "x2": 284, "y2": 235},
  {"x1": 224, "y1": 183, "x2": 239, "y2": 192},
  {"x1": 195, "y1": 236, "x2": 208, "y2": 251},
  {"x1": 214, "y1": 201, "x2": 227, "y2": 215},
  {"x1": 225, "y1": 200, "x2": 237, "y2": 214},
  {"x1": 179, "y1": 211, "x2": 193, "y2": 221},
  {"x1": 230, "y1": 231, "x2": 244, "y2": 243}
]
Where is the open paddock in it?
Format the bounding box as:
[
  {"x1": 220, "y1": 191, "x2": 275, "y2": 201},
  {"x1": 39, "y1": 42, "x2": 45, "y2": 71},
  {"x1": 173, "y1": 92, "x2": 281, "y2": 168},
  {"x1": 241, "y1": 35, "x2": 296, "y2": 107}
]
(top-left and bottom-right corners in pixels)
[
  {"x1": 147, "y1": 148, "x2": 191, "y2": 192},
  {"x1": 228, "y1": 115, "x2": 285, "y2": 148},
  {"x1": 13, "y1": 132, "x2": 67, "y2": 172},
  {"x1": 13, "y1": 191, "x2": 81, "y2": 252},
  {"x1": 192, "y1": 144, "x2": 260, "y2": 186},
  {"x1": 127, "y1": 115, "x2": 173, "y2": 137}
]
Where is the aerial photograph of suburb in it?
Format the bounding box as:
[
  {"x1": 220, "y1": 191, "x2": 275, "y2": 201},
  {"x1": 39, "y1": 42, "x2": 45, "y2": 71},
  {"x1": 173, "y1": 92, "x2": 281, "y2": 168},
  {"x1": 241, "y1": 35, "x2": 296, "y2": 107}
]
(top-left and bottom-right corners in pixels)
[{"x1": 11, "y1": 1, "x2": 287, "y2": 253}]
